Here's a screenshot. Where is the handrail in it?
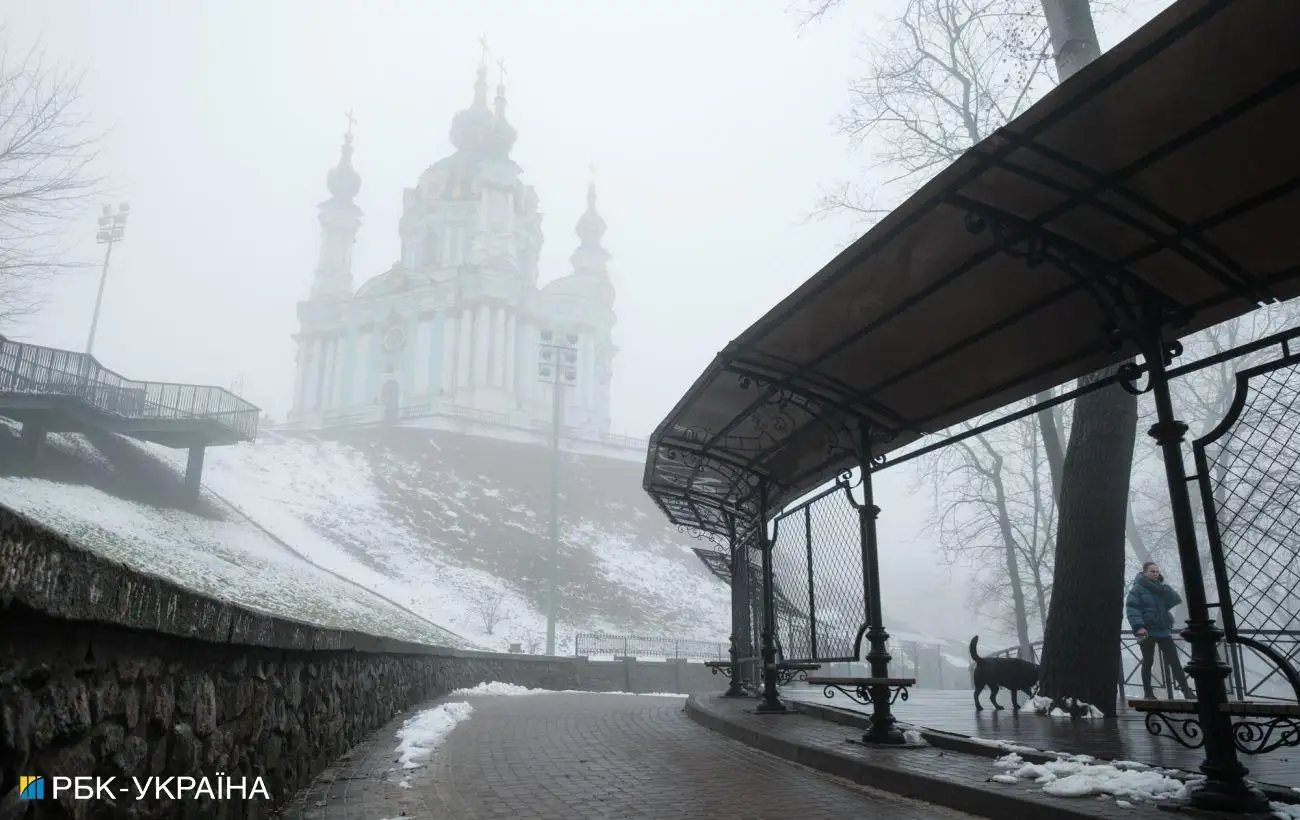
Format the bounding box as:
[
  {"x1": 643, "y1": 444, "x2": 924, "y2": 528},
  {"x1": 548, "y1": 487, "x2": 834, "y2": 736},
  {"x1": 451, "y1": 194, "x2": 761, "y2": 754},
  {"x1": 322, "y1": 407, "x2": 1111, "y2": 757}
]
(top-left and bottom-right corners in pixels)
[{"x1": 0, "y1": 334, "x2": 260, "y2": 441}]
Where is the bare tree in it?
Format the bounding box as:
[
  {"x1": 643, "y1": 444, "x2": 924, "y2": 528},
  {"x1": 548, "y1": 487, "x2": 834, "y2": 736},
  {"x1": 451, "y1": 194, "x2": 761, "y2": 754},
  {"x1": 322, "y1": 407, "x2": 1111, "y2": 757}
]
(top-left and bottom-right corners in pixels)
[
  {"x1": 919, "y1": 413, "x2": 1055, "y2": 658},
  {"x1": 798, "y1": 0, "x2": 1137, "y2": 714},
  {"x1": 0, "y1": 35, "x2": 101, "y2": 328},
  {"x1": 799, "y1": 0, "x2": 1053, "y2": 218},
  {"x1": 471, "y1": 591, "x2": 507, "y2": 635}
]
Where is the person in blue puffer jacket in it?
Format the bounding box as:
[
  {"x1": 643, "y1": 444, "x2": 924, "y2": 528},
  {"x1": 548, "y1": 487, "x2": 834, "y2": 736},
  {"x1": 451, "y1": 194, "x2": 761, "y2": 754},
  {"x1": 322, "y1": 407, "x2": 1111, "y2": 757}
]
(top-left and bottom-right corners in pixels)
[{"x1": 1126, "y1": 561, "x2": 1193, "y2": 699}]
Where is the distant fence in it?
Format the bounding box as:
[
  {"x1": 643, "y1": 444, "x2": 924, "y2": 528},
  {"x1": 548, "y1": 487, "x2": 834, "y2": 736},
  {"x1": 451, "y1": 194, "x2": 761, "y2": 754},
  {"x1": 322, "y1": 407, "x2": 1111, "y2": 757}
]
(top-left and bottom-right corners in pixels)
[{"x1": 574, "y1": 632, "x2": 727, "y2": 661}]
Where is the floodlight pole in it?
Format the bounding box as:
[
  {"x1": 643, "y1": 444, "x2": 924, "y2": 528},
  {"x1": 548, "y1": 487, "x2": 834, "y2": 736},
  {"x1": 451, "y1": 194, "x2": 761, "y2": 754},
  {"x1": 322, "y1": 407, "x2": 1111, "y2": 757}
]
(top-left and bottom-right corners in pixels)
[
  {"x1": 539, "y1": 330, "x2": 579, "y2": 656},
  {"x1": 86, "y1": 203, "x2": 131, "y2": 356}
]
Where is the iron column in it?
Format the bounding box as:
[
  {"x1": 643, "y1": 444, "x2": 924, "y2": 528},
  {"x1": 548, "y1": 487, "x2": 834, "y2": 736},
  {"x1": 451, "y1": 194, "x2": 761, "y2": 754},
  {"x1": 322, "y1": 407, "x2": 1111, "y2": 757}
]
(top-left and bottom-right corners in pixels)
[
  {"x1": 1142, "y1": 334, "x2": 1268, "y2": 813},
  {"x1": 851, "y1": 422, "x2": 905, "y2": 744},
  {"x1": 86, "y1": 203, "x2": 130, "y2": 356},
  {"x1": 755, "y1": 481, "x2": 790, "y2": 713},
  {"x1": 538, "y1": 330, "x2": 578, "y2": 656}
]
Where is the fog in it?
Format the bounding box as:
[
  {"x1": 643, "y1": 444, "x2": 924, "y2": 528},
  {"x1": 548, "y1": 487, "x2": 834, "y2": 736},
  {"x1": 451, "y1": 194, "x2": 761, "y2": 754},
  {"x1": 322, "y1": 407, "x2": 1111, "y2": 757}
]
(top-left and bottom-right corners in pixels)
[{"x1": 4, "y1": 0, "x2": 1176, "y2": 645}]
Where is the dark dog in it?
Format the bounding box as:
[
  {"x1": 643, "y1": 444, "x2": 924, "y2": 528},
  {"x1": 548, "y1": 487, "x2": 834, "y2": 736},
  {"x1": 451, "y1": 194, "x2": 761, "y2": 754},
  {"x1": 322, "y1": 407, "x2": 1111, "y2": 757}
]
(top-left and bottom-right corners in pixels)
[{"x1": 970, "y1": 636, "x2": 1039, "y2": 712}]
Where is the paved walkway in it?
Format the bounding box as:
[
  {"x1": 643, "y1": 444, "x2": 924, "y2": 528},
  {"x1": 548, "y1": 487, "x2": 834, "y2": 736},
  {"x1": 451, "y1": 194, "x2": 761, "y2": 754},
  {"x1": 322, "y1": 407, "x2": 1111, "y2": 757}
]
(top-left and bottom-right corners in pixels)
[
  {"x1": 274, "y1": 693, "x2": 978, "y2": 820},
  {"x1": 781, "y1": 687, "x2": 1299, "y2": 789}
]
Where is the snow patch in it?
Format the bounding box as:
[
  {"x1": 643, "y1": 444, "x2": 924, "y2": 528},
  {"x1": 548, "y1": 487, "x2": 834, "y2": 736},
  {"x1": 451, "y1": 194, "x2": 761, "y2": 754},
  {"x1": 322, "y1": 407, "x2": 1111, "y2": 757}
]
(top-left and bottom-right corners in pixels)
[
  {"x1": 1030, "y1": 695, "x2": 1105, "y2": 719},
  {"x1": 991, "y1": 752, "x2": 1198, "y2": 803},
  {"x1": 394, "y1": 702, "x2": 475, "y2": 769},
  {"x1": 450, "y1": 681, "x2": 688, "y2": 698}
]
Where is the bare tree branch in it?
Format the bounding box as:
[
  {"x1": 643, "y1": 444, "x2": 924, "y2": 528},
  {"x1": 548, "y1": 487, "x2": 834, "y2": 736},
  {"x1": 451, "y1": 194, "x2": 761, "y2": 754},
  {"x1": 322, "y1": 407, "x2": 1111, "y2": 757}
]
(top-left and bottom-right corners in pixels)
[{"x1": 0, "y1": 32, "x2": 103, "y2": 328}]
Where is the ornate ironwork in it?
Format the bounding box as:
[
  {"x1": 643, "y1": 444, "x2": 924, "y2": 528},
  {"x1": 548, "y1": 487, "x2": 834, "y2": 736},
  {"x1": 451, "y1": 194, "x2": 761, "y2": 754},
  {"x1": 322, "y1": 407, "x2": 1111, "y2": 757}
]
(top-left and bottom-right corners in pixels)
[
  {"x1": 1193, "y1": 353, "x2": 1300, "y2": 699},
  {"x1": 818, "y1": 681, "x2": 911, "y2": 708},
  {"x1": 1231, "y1": 714, "x2": 1300, "y2": 755},
  {"x1": 767, "y1": 483, "x2": 865, "y2": 662},
  {"x1": 768, "y1": 664, "x2": 817, "y2": 686},
  {"x1": 953, "y1": 195, "x2": 1193, "y2": 355},
  {"x1": 1142, "y1": 711, "x2": 1205, "y2": 750}
]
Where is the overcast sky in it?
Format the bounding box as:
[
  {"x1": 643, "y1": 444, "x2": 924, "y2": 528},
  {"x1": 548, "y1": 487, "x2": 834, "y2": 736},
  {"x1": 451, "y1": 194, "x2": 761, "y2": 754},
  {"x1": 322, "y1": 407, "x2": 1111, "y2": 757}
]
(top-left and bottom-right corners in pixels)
[{"x1": 6, "y1": 0, "x2": 1174, "y2": 641}]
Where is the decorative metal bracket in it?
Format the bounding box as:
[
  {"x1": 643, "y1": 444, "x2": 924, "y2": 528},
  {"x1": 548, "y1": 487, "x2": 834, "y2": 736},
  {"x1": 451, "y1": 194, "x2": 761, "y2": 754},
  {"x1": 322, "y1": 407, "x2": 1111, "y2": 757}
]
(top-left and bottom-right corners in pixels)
[
  {"x1": 1231, "y1": 715, "x2": 1300, "y2": 755},
  {"x1": 771, "y1": 665, "x2": 813, "y2": 686},
  {"x1": 1142, "y1": 710, "x2": 1300, "y2": 755},
  {"x1": 819, "y1": 681, "x2": 910, "y2": 708},
  {"x1": 950, "y1": 194, "x2": 1196, "y2": 377},
  {"x1": 1142, "y1": 711, "x2": 1205, "y2": 750}
]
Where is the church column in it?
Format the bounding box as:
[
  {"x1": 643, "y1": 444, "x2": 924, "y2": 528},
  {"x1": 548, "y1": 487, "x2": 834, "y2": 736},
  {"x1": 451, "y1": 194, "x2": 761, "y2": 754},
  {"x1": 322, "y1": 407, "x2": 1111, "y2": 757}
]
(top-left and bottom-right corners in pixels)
[
  {"x1": 504, "y1": 312, "x2": 517, "y2": 397},
  {"x1": 491, "y1": 307, "x2": 507, "y2": 388},
  {"x1": 441, "y1": 312, "x2": 458, "y2": 395},
  {"x1": 301, "y1": 338, "x2": 319, "y2": 411},
  {"x1": 473, "y1": 303, "x2": 491, "y2": 386},
  {"x1": 413, "y1": 317, "x2": 431, "y2": 396},
  {"x1": 291, "y1": 339, "x2": 307, "y2": 414},
  {"x1": 457, "y1": 306, "x2": 474, "y2": 389}
]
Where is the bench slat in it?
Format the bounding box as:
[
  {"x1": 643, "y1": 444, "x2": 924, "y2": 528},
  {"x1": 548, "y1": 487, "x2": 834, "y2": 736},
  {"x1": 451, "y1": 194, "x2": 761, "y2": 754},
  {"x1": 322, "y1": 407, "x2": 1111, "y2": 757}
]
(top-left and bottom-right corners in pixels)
[
  {"x1": 1220, "y1": 701, "x2": 1300, "y2": 716},
  {"x1": 1129, "y1": 699, "x2": 1300, "y2": 717},
  {"x1": 806, "y1": 676, "x2": 917, "y2": 687},
  {"x1": 1128, "y1": 698, "x2": 1198, "y2": 713}
]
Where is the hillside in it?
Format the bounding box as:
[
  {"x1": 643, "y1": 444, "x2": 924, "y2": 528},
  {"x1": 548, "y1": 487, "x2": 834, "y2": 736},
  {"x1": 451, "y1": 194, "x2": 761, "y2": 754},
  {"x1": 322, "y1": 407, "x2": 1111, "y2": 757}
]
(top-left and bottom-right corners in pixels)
[{"x1": 0, "y1": 421, "x2": 730, "y2": 651}]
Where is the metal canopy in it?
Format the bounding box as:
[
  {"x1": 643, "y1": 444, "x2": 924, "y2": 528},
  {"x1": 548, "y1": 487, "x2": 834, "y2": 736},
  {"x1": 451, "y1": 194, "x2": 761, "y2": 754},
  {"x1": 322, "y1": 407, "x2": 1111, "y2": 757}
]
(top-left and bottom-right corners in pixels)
[{"x1": 645, "y1": 0, "x2": 1300, "y2": 535}]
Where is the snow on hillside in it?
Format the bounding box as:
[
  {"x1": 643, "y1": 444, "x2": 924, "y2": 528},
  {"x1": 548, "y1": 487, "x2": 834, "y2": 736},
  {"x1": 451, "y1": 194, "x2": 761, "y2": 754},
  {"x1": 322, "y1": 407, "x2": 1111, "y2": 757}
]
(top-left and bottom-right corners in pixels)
[
  {"x1": 0, "y1": 422, "x2": 731, "y2": 650},
  {"x1": 0, "y1": 427, "x2": 470, "y2": 647}
]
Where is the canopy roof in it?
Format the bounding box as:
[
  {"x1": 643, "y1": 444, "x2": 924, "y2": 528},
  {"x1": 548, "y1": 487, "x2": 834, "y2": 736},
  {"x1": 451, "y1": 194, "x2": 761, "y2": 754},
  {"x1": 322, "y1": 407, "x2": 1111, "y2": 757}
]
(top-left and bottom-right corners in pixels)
[{"x1": 645, "y1": 0, "x2": 1300, "y2": 536}]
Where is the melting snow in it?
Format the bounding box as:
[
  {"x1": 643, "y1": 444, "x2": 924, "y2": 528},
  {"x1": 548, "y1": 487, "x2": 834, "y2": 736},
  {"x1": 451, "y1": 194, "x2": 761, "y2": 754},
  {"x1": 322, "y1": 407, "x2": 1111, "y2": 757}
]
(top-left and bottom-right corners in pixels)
[
  {"x1": 394, "y1": 702, "x2": 475, "y2": 769},
  {"x1": 451, "y1": 681, "x2": 687, "y2": 697},
  {"x1": 992, "y1": 751, "x2": 1197, "y2": 802}
]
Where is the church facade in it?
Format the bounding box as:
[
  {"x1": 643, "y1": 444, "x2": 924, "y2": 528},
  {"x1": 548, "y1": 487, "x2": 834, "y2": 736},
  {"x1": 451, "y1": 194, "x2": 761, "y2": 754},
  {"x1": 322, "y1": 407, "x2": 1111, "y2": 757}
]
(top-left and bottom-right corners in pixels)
[{"x1": 284, "y1": 58, "x2": 633, "y2": 455}]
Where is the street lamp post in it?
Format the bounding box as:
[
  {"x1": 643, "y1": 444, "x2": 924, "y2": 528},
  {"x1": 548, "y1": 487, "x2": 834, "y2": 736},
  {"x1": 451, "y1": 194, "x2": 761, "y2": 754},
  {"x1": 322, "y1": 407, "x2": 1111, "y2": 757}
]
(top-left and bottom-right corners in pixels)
[
  {"x1": 538, "y1": 329, "x2": 579, "y2": 656},
  {"x1": 86, "y1": 203, "x2": 131, "y2": 356}
]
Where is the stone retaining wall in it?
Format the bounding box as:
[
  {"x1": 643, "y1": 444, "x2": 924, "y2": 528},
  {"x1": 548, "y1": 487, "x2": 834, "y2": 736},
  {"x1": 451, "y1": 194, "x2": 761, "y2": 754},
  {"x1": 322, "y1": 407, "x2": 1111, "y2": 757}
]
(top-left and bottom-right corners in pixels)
[{"x1": 0, "y1": 506, "x2": 577, "y2": 819}]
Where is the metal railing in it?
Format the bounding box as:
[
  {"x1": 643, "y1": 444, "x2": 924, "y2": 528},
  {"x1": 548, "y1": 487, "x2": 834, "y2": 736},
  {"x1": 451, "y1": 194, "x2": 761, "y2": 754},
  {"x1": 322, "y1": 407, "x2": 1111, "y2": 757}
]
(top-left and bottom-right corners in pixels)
[
  {"x1": 987, "y1": 632, "x2": 1300, "y2": 703},
  {"x1": 574, "y1": 632, "x2": 728, "y2": 660},
  {"x1": 309, "y1": 399, "x2": 650, "y2": 452},
  {"x1": 0, "y1": 334, "x2": 260, "y2": 441}
]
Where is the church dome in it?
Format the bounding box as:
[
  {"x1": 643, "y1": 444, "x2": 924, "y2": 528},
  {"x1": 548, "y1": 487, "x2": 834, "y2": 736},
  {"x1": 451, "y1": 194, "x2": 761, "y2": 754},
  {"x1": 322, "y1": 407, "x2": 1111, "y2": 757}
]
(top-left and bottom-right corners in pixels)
[
  {"x1": 327, "y1": 131, "x2": 361, "y2": 201},
  {"x1": 449, "y1": 64, "x2": 496, "y2": 154}
]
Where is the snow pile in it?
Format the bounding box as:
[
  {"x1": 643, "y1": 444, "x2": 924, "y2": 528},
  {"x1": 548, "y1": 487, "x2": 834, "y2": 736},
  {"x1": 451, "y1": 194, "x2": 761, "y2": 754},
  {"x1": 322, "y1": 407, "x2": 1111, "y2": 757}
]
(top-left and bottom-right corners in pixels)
[
  {"x1": 451, "y1": 681, "x2": 687, "y2": 697},
  {"x1": 1030, "y1": 695, "x2": 1105, "y2": 719},
  {"x1": 902, "y1": 728, "x2": 927, "y2": 746},
  {"x1": 394, "y1": 702, "x2": 475, "y2": 769},
  {"x1": 991, "y1": 751, "x2": 1198, "y2": 803},
  {"x1": 1272, "y1": 802, "x2": 1300, "y2": 819}
]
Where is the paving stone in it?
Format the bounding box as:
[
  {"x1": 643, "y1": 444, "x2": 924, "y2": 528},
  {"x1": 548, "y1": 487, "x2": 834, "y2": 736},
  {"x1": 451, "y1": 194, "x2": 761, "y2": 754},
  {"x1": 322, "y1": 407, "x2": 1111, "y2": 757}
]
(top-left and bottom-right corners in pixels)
[{"x1": 276, "y1": 693, "x2": 978, "y2": 819}]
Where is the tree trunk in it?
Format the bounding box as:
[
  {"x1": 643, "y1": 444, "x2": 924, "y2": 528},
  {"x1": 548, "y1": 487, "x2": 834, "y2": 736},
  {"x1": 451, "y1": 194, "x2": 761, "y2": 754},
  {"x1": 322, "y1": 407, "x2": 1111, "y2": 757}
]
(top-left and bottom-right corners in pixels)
[
  {"x1": 1040, "y1": 0, "x2": 1102, "y2": 82},
  {"x1": 1034, "y1": 0, "x2": 1137, "y2": 717},
  {"x1": 1037, "y1": 365, "x2": 1138, "y2": 716}
]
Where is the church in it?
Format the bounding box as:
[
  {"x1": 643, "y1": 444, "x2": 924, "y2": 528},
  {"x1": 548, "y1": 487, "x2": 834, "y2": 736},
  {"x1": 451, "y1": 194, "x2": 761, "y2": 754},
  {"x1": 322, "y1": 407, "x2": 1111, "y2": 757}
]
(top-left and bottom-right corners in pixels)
[{"x1": 284, "y1": 54, "x2": 629, "y2": 454}]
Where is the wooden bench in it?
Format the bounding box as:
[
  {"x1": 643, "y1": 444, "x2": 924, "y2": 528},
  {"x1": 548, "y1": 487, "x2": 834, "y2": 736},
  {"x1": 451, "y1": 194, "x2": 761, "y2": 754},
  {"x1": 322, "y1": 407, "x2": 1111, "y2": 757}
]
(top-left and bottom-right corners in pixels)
[
  {"x1": 806, "y1": 676, "x2": 917, "y2": 707},
  {"x1": 1128, "y1": 699, "x2": 1300, "y2": 755}
]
